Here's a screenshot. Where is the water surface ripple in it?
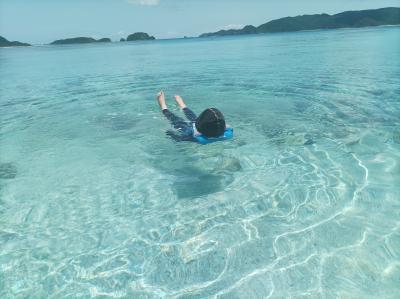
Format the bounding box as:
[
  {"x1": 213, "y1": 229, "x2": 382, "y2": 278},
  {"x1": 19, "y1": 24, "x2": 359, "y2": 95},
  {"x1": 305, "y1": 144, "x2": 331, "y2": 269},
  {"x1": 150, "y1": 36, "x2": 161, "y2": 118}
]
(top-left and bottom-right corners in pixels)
[{"x1": 1, "y1": 27, "x2": 400, "y2": 298}]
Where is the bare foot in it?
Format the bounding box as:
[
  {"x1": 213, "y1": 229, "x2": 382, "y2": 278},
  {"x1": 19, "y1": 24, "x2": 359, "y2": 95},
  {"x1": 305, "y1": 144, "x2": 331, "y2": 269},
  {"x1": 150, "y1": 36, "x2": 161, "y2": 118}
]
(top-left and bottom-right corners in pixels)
[
  {"x1": 157, "y1": 91, "x2": 167, "y2": 110},
  {"x1": 174, "y1": 95, "x2": 187, "y2": 109}
]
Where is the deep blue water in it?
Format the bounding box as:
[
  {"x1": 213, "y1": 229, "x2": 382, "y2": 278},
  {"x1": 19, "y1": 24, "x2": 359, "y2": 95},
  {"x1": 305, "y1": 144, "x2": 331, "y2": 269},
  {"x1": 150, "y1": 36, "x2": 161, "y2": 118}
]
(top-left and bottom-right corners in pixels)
[{"x1": 1, "y1": 26, "x2": 400, "y2": 298}]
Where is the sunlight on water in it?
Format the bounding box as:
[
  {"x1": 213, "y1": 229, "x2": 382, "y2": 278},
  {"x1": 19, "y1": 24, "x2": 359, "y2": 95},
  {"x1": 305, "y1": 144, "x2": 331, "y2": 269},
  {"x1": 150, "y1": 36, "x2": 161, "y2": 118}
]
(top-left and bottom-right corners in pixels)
[{"x1": 1, "y1": 27, "x2": 400, "y2": 298}]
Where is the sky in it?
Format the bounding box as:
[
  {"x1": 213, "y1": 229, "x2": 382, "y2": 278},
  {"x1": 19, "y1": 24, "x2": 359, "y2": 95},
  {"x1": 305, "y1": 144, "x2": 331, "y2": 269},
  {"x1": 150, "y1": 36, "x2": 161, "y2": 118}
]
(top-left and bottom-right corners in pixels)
[{"x1": 1, "y1": 0, "x2": 399, "y2": 44}]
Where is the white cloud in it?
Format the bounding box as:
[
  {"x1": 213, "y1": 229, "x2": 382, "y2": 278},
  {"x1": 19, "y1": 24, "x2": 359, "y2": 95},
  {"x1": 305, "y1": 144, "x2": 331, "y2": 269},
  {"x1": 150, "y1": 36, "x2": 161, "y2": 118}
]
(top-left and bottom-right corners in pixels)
[
  {"x1": 127, "y1": 0, "x2": 159, "y2": 5},
  {"x1": 222, "y1": 24, "x2": 244, "y2": 30}
]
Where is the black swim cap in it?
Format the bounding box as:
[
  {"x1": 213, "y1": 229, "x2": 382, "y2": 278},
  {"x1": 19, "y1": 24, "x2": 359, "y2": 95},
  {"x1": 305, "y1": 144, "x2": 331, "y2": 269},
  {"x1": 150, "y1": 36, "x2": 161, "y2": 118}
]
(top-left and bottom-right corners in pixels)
[{"x1": 195, "y1": 108, "x2": 226, "y2": 138}]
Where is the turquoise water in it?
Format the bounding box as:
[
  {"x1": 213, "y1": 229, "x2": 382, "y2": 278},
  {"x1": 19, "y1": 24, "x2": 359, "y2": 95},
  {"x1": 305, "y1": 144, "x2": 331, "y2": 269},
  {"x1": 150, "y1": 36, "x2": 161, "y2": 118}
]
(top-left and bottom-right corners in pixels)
[{"x1": 1, "y1": 26, "x2": 400, "y2": 298}]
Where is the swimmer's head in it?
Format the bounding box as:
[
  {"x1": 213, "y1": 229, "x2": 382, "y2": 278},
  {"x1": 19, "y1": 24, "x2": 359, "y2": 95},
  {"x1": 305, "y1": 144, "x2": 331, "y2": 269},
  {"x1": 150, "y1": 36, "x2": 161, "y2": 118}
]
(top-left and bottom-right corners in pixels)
[{"x1": 195, "y1": 108, "x2": 226, "y2": 138}]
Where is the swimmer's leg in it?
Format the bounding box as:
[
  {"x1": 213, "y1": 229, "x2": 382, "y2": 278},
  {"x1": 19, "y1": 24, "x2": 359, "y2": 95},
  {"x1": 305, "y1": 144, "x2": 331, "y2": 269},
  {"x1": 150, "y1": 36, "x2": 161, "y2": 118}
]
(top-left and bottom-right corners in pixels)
[
  {"x1": 157, "y1": 91, "x2": 188, "y2": 131},
  {"x1": 166, "y1": 130, "x2": 194, "y2": 142},
  {"x1": 174, "y1": 95, "x2": 197, "y2": 121},
  {"x1": 157, "y1": 91, "x2": 168, "y2": 110},
  {"x1": 183, "y1": 108, "x2": 197, "y2": 122},
  {"x1": 162, "y1": 109, "x2": 188, "y2": 131}
]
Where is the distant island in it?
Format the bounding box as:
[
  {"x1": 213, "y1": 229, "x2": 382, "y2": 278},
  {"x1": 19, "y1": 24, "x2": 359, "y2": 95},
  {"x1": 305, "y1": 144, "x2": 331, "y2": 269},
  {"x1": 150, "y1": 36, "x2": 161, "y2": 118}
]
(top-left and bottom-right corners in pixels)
[
  {"x1": 124, "y1": 32, "x2": 155, "y2": 41},
  {"x1": 0, "y1": 35, "x2": 30, "y2": 47},
  {"x1": 200, "y1": 7, "x2": 400, "y2": 37},
  {"x1": 50, "y1": 37, "x2": 111, "y2": 45},
  {"x1": 2, "y1": 8, "x2": 398, "y2": 47}
]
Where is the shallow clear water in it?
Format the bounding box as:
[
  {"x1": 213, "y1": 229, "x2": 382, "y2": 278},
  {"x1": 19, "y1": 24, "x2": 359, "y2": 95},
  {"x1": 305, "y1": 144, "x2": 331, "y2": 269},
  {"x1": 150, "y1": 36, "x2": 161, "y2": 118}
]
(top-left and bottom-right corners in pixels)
[{"x1": 1, "y1": 27, "x2": 400, "y2": 298}]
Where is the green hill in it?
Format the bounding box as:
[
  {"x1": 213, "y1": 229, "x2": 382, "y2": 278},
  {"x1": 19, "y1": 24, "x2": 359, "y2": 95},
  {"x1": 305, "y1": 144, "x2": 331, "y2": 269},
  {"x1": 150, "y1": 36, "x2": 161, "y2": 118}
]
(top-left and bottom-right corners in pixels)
[
  {"x1": 125, "y1": 32, "x2": 155, "y2": 41},
  {"x1": 50, "y1": 37, "x2": 111, "y2": 45},
  {"x1": 200, "y1": 7, "x2": 400, "y2": 37},
  {"x1": 0, "y1": 36, "x2": 31, "y2": 47}
]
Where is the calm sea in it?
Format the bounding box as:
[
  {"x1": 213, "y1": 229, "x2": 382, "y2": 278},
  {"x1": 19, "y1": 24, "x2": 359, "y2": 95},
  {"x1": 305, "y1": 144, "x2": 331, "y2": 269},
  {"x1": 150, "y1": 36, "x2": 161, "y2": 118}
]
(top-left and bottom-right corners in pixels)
[{"x1": 1, "y1": 26, "x2": 400, "y2": 298}]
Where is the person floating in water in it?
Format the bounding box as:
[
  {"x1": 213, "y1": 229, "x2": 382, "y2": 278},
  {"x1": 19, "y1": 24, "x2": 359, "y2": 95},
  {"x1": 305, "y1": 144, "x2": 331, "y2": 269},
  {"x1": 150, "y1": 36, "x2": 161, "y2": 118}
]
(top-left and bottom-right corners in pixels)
[{"x1": 157, "y1": 91, "x2": 233, "y2": 144}]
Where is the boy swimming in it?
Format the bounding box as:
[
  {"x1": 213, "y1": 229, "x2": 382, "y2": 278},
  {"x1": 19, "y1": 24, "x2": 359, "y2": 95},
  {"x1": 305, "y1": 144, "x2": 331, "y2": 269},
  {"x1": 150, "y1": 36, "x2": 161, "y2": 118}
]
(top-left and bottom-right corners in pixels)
[{"x1": 157, "y1": 91, "x2": 233, "y2": 144}]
